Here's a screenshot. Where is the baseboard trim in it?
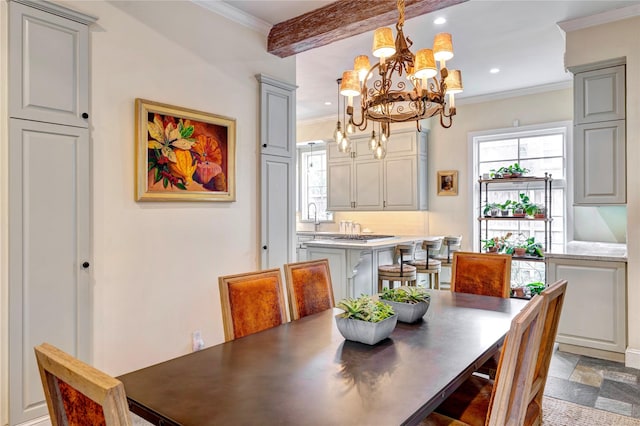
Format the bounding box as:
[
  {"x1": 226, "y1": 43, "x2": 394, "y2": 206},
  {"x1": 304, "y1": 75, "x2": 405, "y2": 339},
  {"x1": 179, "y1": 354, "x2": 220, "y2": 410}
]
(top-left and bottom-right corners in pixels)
[
  {"x1": 625, "y1": 347, "x2": 640, "y2": 369},
  {"x1": 558, "y1": 343, "x2": 625, "y2": 362}
]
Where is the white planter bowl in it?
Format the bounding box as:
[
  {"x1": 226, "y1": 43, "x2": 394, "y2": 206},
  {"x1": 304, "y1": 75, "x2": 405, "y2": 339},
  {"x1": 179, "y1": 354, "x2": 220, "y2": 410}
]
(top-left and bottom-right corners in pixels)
[
  {"x1": 381, "y1": 300, "x2": 430, "y2": 323},
  {"x1": 335, "y1": 314, "x2": 398, "y2": 345}
]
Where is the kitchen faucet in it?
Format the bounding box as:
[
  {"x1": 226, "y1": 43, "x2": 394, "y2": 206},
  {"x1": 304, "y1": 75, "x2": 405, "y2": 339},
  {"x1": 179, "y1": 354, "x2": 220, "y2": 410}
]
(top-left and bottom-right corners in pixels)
[{"x1": 308, "y1": 202, "x2": 319, "y2": 232}]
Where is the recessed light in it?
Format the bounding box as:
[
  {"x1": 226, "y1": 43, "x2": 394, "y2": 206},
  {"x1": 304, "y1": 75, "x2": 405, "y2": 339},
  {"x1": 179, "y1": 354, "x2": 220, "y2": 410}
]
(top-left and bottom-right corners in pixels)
[
  {"x1": 324, "y1": 101, "x2": 332, "y2": 106},
  {"x1": 434, "y1": 17, "x2": 446, "y2": 25},
  {"x1": 490, "y1": 68, "x2": 500, "y2": 74}
]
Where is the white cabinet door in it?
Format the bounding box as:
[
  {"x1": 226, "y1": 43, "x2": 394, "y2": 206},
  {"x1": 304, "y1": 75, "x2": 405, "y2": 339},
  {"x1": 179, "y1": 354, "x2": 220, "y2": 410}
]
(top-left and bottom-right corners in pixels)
[
  {"x1": 9, "y1": 119, "x2": 91, "y2": 423},
  {"x1": 307, "y1": 247, "x2": 347, "y2": 302},
  {"x1": 547, "y1": 258, "x2": 626, "y2": 353},
  {"x1": 327, "y1": 161, "x2": 353, "y2": 210},
  {"x1": 574, "y1": 65, "x2": 625, "y2": 124},
  {"x1": 353, "y1": 159, "x2": 383, "y2": 210},
  {"x1": 257, "y1": 75, "x2": 296, "y2": 158},
  {"x1": 574, "y1": 120, "x2": 625, "y2": 204},
  {"x1": 9, "y1": 2, "x2": 90, "y2": 128},
  {"x1": 384, "y1": 156, "x2": 418, "y2": 210},
  {"x1": 261, "y1": 155, "x2": 295, "y2": 268}
]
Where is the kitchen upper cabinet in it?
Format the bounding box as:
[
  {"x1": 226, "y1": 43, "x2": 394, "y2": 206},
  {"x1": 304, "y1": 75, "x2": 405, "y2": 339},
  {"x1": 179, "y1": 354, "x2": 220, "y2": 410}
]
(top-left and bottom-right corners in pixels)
[
  {"x1": 574, "y1": 120, "x2": 626, "y2": 204},
  {"x1": 574, "y1": 65, "x2": 625, "y2": 125},
  {"x1": 327, "y1": 130, "x2": 428, "y2": 211},
  {"x1": 572, "y1": 62, "x2": 626, "y2": 206},
  {"x1": 547, "y1": 258, "x2": 626, "y2": 355},
  {"x1": 257, "y1": 75, "x2": 296, "y2": 158},
  {"x1": 9, "y1": 1, "x2": 94, "y2": 128}
]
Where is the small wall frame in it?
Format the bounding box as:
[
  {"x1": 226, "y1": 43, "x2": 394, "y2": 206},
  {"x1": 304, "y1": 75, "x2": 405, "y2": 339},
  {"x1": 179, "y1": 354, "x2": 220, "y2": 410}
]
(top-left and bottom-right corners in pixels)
[{"x1": 437, "y1": 170, "x2": 458, "y2": 196}]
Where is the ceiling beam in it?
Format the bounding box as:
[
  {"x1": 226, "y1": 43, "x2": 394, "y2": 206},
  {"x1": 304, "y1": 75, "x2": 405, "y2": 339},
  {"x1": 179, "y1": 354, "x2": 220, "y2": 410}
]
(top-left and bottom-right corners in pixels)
[{"x1": 267, "y1": 0, "x2": 468, "y2": 58}]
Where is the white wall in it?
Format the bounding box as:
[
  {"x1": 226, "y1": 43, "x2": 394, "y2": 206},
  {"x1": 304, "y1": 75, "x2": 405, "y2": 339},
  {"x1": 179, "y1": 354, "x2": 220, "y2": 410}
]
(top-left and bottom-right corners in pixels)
[
  {"x1": 562, "y1": 15, "x2": 640, "y2": 368},
  {"x1": 0, "y1": 2, "x2": 295, "y2": 411}
]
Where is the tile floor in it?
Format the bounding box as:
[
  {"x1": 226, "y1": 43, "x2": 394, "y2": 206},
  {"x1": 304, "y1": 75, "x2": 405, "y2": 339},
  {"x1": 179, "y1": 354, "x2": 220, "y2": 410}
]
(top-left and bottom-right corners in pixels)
[{"x1": 545, "y1": 346, "x2": 640, "y2": 418}]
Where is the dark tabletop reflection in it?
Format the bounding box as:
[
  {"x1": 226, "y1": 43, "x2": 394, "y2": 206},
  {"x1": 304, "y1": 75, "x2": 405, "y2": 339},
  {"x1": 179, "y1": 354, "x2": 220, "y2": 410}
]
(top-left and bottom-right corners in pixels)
[{"x1": 335, "y1": 339, "x2": 398, "y2": 404}]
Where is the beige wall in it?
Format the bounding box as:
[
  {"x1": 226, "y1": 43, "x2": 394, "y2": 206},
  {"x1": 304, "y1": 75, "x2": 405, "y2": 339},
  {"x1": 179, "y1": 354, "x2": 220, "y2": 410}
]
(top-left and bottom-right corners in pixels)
[
  {"x1": 299, "y1": 88, "x2": 573, "y2": 248},
  {"x1": 563, "y1": 16, "x2": 640, "y2": 368},
  {"x1": 0, "y1": 2, "x2": 295, "y2": 414}
]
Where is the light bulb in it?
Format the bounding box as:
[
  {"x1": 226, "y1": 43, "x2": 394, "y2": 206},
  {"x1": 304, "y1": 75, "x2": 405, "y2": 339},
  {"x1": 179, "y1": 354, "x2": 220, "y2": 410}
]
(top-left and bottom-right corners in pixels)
[
  {"x1": 369, "y1": 131, "x2": 377, "y2": 151},
  {"x1": 381, "y1": 132, "x2": 387, "y2": 143},
  {"x1": 334, "y1": 121, "x2": 343, "y2": 144},
  {"x1": 346, "y1": 122, "x2": 355, "y2": 135},
  {"x1": 338, "y1": 136, "x2": 351, "y2": 153},
  {"x1": 373, "y1": 142, "x2": 386, "y2": 160}
]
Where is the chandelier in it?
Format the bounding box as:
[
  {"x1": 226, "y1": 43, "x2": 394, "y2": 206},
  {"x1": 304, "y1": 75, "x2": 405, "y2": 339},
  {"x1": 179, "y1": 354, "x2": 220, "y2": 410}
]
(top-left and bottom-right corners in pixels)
[{"x1": 334, "y1": 0, "x2": 463, "y2": 158}]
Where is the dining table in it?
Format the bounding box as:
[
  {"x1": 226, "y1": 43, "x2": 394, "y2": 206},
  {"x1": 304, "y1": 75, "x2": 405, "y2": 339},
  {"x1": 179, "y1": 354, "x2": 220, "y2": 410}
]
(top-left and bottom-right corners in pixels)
[{"x1": 118, "y1": 290, "x2": 529, "y2": 426}]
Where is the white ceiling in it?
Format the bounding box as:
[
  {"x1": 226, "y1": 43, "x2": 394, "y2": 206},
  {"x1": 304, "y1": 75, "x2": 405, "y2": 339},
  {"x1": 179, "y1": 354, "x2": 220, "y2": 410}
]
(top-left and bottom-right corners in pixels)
[{"x1": 220, "y1": 0, "x2": 640, "y2": 121}]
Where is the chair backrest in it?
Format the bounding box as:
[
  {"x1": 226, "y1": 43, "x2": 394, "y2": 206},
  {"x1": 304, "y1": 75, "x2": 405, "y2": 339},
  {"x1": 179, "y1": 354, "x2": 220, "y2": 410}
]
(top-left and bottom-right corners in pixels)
[
  {"x1": 528, "y1": 280, "x2": 568, "y2": 414},
  {"x1": 219, "y1": 268, "x2": 287, "y2": 341},
  {"x1": 450, "y1": 252, "x2": 512, "y2": 298},
  {"x1": 34, "y1": 342, "x2": 132, "y2": 426},
  {"x1": 284, "y1": 259, "x2": 335, "y2": 320},
  {"x1": 487, "y1": 295, "x2": 546, "y2": 426}
]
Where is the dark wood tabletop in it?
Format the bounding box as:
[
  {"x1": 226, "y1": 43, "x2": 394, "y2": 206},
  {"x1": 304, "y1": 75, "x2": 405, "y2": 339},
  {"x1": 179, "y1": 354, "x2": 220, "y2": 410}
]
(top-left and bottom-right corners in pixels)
[{"x1": 118, "y1": 291, "x2": 528, "y2": 426}]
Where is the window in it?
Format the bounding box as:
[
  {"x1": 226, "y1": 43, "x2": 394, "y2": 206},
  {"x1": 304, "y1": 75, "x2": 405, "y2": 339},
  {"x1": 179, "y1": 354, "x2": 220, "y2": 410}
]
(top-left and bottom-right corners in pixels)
[
  {"x1": 472, "y1": 122, "x2": 570, "y2": 287},
  {"x1": 298, "y1": 143, "x2": 333, "y2": 223}
]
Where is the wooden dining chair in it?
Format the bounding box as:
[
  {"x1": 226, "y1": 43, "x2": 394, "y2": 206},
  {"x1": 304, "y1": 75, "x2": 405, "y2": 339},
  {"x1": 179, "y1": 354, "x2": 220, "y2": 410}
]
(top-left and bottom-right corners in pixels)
[
  {"x1": 284, "y1": 258, "x2": 335, "y2": 320},
  {"x1": 218, "y1": 268, "x2": 288, "y2": 341},
  {"x1": 450, "y1": 252, "x2": 512, "y2": 298},
  {"x1": 421, "y1": 294, "x2": 546, "y2": 426},
  {"x1": 34, "y1": 342, "x2": 132, "y2": 426},
  {"x1": 524, "y1": 279, "x2": 568, "y2": 425}
]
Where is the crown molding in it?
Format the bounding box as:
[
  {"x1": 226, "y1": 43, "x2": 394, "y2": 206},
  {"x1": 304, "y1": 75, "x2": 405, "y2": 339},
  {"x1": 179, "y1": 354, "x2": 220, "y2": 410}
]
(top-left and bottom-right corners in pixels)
[
  {"x1": 558, "y1": 3, "x2": 640, "y2": 33},
  {"x1": 191, "y1": 0, "x2": 272, "y2": 35},
  {"x1": 11, "y1": 0, "x2": 97, "y2": 24},
  {"x1": 457, "y1": 80, "x2": 573, "y2": 106}
]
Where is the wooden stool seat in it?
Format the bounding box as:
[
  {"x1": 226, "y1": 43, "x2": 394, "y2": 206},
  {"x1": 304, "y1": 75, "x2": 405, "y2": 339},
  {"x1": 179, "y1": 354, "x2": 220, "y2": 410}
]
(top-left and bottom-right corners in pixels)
[
  {"x1": 411, "y1": 259, "x2": 441, "y2": 289},
  {"x1": 377, "y1": 264, "x2": 417, "y2": 292}
]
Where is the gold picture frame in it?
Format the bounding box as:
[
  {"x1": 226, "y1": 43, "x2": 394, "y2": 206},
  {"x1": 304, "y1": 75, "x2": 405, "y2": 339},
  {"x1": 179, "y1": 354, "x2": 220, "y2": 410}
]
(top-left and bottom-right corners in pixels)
[
  {"x1": 135, "y1": 98, "x2": 236, "y2": 201},
  {"x1": 437, "y1": 170, "x2": 458, "y2": 196}
]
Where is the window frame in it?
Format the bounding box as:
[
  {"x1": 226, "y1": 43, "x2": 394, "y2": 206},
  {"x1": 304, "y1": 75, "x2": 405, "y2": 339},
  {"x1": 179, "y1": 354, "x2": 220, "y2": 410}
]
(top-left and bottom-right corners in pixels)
[
  {"x1": 469, "y1": 121, "x2": 573, "y2": 252},
  {"x1": 297, "y1": 141, "x2": 334, "y2": 223}
]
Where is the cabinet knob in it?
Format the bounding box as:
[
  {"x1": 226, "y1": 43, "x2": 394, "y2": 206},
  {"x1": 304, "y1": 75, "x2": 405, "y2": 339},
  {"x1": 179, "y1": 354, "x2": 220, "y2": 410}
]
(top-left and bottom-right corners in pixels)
[
  {"x1": 82, "y1": 261, "x2": 90, "y2": 268},
  {"x1": 262, "y1": 245, "x2": 268, "y2": 250},
  {"x1": 82, "y1": 112, "x2": 89, "y2": 119},
  {"x1": 262, "y1": 144, "x2": 267, "y2": 148}
]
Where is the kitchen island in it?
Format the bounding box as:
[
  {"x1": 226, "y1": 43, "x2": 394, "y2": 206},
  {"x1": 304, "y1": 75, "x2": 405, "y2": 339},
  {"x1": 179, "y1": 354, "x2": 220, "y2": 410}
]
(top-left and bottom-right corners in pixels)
[
  {"x1": 298, "y1": 233, "x2": 438, "y2": 301},
  {"x1": 545, "y1": 241, "x2": 627, "y2": 361}
]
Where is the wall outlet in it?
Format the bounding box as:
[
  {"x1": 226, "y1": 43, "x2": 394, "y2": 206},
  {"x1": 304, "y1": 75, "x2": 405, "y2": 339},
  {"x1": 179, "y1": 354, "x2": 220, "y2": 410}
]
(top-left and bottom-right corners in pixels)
[{"x1": 192, "y1": 330, "x2": 204, "y2": 352}]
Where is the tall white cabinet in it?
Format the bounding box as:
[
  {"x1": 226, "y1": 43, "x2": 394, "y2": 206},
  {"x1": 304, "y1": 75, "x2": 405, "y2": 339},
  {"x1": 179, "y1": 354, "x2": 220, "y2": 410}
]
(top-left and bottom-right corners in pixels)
[
  {"x1": 572, "y1": 62, "x2": 626, "y2": 205},
  {"x1": 257, "y1": 75, "x2": 296, "y2": 269},
  {"x1": 327, "y1": 129, "x2": 428, "y2": 211},
  {"x1": 7, "y1": 1, "x2": 96, "y2": 424}
]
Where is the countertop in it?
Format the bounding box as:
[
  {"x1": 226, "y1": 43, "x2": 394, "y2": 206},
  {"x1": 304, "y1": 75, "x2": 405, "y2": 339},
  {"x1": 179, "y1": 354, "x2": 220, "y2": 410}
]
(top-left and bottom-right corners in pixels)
[
  {"x1": 545, "y1": 241, "x2": 627, "y2": 262},
  {"x1": 300, "y1": 234, "x2": 439, "y2": 249}
]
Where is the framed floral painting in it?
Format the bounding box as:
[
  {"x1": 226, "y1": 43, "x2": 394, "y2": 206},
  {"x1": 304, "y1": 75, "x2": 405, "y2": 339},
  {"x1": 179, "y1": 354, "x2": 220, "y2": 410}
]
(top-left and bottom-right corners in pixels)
[{"x1": 135, "y1": 99, "x2": 236, "y2": 201}]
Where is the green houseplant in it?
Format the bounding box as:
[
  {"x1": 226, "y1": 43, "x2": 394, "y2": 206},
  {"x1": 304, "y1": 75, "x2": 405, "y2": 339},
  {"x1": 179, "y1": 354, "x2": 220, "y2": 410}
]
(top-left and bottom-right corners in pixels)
[
  {"x1": 380, "y1": 287, "x2": 430, "y2": 323},
  {"x1": 336, "y1": 295, "x2": 398, "y2": 345}
]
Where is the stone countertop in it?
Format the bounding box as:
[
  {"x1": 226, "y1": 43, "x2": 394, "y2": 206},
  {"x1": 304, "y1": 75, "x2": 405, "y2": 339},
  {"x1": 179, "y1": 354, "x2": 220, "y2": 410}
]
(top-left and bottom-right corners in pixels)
[
  {"x1": 545, "y1": 241, "x2": 627, "y2": 262},
  {"x1": 302, "y1": 235, "x2": 437, "y2": 249}
]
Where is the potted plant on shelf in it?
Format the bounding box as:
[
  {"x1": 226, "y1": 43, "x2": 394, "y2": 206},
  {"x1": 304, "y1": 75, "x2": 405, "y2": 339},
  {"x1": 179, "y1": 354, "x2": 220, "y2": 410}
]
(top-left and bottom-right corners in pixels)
[
  {"x1": 335, "y1": 295, "x2": 398, "y2": 345},
  {"x1": 506, "y1": 163, "x2": 530, "y2": 178},
  {"x1": 498, "y1": 200, "x2": 512, "y2": 216},
  {"x1": 533, "y1": 204, "x2": 546, "y2": 218},
  {"x1": 513, "y1": 193, "x2": 535, "y2": 217},
  {"x1": 483, "y1": 202, "x2": 500, "y2": 217},
  {"x1": 524, "y1": 236, "x2": 544, "y2": 258},
  {"x1": 482, "y1": 237, "x2": 500, "y2": 253},
  {"x1": 379, "y1": 287, "x2": 430, "y2": 323}
]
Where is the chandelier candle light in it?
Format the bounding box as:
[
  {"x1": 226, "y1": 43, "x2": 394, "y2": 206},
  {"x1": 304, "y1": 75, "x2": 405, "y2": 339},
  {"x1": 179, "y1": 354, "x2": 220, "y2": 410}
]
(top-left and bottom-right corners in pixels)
[{"x1": 335, "y1": 0, "x2": 463, "y2": 158}]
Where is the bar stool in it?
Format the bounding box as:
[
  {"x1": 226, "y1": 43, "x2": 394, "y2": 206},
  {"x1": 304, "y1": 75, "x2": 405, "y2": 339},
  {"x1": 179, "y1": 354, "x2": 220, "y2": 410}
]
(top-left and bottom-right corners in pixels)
[
  {"x1": 377, "y1": 244, "x2": 417, "y2": 292},
  {"x1": 440, "y1": 235, "x2": 463, "y2": 265},
  {"x1": 410, "y1": 239, "x2": 443, "y2": 289}
]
